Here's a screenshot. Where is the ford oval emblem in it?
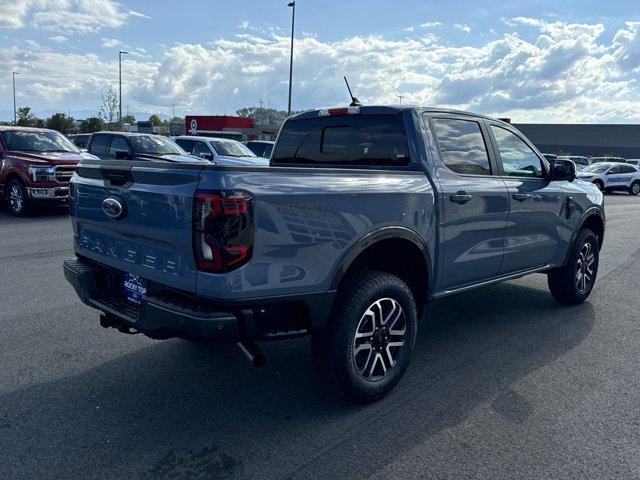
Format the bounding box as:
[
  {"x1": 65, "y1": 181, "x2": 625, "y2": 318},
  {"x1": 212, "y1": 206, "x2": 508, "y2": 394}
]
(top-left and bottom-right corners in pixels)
[{"x1": 102, "y1": 197, "x2": 126, "y2": 220}]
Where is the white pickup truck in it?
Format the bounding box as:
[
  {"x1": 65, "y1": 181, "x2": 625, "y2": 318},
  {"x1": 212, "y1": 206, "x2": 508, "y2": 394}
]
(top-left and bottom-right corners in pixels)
[{"x1": 576, "y1": 162, "x2": 640, "y2": 195}]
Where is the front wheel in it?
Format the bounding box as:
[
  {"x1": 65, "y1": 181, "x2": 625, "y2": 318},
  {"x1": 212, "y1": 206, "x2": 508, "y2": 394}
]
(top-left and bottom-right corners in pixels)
[
  {"x1": 593, "y1": 180, "x2": 604, "y2": 192},
  {"x1": 6, "y1": 179, "x2": 29, "y2": 216},
  {"x1": 629, "y1": 181, "x2": 640, "y2": 196},
  {"x1": 548, "y1": 228, "x2": 599, "y2": 304},
  {"x1": 311, "y1": 271, "x2": 417, "y2": 403}
]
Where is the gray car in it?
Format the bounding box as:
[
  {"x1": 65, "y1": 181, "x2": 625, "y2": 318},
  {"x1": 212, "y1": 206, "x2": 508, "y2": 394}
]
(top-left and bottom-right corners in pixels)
[{"x1": 65, "y1": 106, "x2": 605, "y2": 402}]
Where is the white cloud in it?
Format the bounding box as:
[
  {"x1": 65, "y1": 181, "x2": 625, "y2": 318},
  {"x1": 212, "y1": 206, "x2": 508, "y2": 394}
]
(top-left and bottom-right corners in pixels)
[
  {"x1": 3, "y1": 17, "x2": 640, "y2": 122},
  {"x1": 0, "y1": 0, "x2": 149, "y2": 33},
  {"x1": 404, "y1": 26, "x2": 415, "y2": 32},
  {"x1": 454, "y1": 23, "x2": 471, "y2": 33},
  {"x1": 49, "y1": 35, "x2": 67, "y2": 43},
  {"x1": 420, "y1": 22, "x2": 442, "y2": 28},
  {"x1": 102, "y1": 38, "x2": 124, "y2": 48}
]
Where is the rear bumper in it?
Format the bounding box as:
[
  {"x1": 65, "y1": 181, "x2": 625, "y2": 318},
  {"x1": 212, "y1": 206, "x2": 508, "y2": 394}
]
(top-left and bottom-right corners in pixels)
[
  {"x1": 63, "y1": 257, "x2": 335, "y2": 342},
  {"x1": 27, "y1": 186, "x2": 69, "y2": 200}
]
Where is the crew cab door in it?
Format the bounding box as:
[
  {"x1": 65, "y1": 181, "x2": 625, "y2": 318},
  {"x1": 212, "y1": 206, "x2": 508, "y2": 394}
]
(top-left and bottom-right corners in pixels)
[
  {"x1": 486, "y1": 123, "x2": 566, "y2": 274},
  {"x1": 427, "y1": 115, "x2": 509, "y2": 291}
]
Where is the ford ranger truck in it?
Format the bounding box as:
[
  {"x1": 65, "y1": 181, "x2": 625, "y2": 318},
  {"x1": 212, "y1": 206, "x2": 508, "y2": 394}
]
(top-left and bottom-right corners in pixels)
[
  {"x1": 64, "y1": 106, "x2": 605, "y2": 402},
  {"x1": 0, "y1": 126, "x2": 98, "y2": 216}
]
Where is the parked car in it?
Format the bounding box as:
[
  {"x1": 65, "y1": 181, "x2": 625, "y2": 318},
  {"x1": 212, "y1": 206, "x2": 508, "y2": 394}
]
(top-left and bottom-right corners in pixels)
[
  {"x1": 0, "y1": 126, "x2": 97, "y2": 216},
  {"x1": 576, "y1": 162, "x2": 640, "y2": 194},
  {"x1": 86, "y1": 132, "x2": 208, "y2": 163},
  {"x1": 173, "y1": 136, "x2": 269, "y2": 166},
  {"x1": 64, "y1": 105, "x2": 605, "y2": 402},
  {"x1": 542, "y1": 153, "x2": 557, "y2": 162},
  {"x1": 558, "y1": 155, "x2": 590, "y2": 171},
  {"x1": 68, "y1": 134, "x2": 91, "y2": 151},
  {"x1": 590, "y1": 156, "x2": 627, "y2": 164},
  {"x1": 245, "y1": 140, "x2": 275, "y2": 159}
]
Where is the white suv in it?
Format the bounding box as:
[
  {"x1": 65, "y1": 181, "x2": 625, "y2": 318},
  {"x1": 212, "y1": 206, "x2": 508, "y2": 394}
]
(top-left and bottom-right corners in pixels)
[
  {"x1": 577, "y1": 162, "x2": 640, "y2": 195},
  {"x1": 173, "y1": 136, "x2": 269, "y2": 166}
]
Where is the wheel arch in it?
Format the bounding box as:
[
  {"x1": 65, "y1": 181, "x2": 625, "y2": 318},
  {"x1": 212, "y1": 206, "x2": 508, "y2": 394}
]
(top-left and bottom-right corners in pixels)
[
  {"x1": 562, "y1": 207, "x2": 605, "y2": 266},
  {"x1": 329, "y1": 226, "x2": 432, "y2": 314}
]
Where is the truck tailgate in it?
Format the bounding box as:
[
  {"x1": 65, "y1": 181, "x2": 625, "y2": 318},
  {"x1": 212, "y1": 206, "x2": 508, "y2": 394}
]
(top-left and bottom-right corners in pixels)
[{"x1": 71, "y1": 161, "x2": 204, "y2": 293}]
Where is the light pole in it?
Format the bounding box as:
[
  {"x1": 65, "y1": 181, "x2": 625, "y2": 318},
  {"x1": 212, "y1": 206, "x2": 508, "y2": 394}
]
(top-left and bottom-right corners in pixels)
[
  {"x1": 12, "y1": 72, "x2": 19, "y2": 126},
  {"x1": 119, "y1": 50, "x2": 129, "y2": 128},
  {"x1": 396, "y1": 95, "x2": 405, "y2": 106},
  {"x1": 287, "y1": 1, "x2": 296, "y2": 116}
]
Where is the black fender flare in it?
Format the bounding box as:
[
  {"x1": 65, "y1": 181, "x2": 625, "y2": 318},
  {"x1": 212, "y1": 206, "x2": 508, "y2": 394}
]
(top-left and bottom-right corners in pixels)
[
  {"x1": 562, "y1": 206, "x2": 605, "y2": 266},
  {"x1": 329, "y1": 226, "x2": 432, "y2": 294}
]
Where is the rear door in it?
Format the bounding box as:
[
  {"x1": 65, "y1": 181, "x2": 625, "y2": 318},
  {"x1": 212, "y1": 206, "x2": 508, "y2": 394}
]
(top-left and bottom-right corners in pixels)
[
  {"x1": 487, "y1": 123, "x2": 566, "y2": 274},
  {"x1": 71, "y1": 159, "x2": 205, "y2": 293},
  {"x1": 428, "y1": 115, "x2": 509, "y2": 291},
  {"x1": 606, "y1": 164, "x2": 635, "y2": 189}
]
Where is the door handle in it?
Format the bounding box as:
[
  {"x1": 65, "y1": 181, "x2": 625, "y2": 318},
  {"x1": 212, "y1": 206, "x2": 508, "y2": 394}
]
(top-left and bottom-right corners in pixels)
[
  {"x1": 450, "y1": 192, "x2": 472, "y2": 204},
  {"x1": 512, "y1": 193, "x2": 532, "y2": 202}
]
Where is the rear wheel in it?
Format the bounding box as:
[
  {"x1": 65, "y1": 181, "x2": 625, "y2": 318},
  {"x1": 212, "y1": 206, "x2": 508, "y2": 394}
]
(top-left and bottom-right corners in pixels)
[
  {"x1": 593, "y1": 180, "x2": 604, "y2": 192},
  {"x1": 548, "y1": 228, "x2": 599, "y2": 304},
  {"x1": 6, "y1": 179, "x2": 28, "y2": 216},
  {"x1": 629, "y1": 181, "x2": 640, "y2": 196},
  {"x1": 311, "y1": 270, "x2": 417, "y2": 403}
]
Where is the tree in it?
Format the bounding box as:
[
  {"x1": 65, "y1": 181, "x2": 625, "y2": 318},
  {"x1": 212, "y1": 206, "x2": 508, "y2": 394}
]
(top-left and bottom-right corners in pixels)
[
  {"x1": 168, "y1": 116, "x2": 184, "y2": 124},
  {"x1": 122, "y1": 114, "x2": 136, "y2": 125},
  {"x1": 79, "y1": 117, "x2": 104, "y2": 133},
  {"x1": 99, "y1": 86, "x2": 119, "y2": 130},
  {"x1": 16, "y1": 106, "x2": 43, "y2": 127},
  {"x1": 236, "y1": 107, "x2": 306, "y2": 128},
  {"x1": 45, "y1": 113, "x2": 76, "y2": 134},
  {"x1": 148, "y1": 114, "x2": 162, "y2": 126}
]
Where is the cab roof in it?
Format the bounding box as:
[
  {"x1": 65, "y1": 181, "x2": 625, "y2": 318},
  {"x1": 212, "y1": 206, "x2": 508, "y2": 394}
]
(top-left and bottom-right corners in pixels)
[{"x1": 287, "y1": 105, "x2": 507, "y2": 124}]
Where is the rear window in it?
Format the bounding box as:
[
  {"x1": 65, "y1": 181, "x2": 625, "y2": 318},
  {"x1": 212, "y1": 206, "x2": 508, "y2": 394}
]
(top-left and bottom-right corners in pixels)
[
  {"x1": 89, "y1": 134, "x2": 109, "y2": 155},
  {"x1": 272, "y1": 114, "x2": 410, "y2": 167}
]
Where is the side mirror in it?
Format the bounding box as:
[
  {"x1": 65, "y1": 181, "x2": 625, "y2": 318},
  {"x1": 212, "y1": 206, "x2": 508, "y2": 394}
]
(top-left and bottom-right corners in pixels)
[
  {"x1": 551, "y1": 159, "x2": 576, "y2": 182},
  {"x1": 199, "y1": 152, "x2": 213, "y2": 161},
  {"x1": 114, "y1": 151, "x2": 131, "y2": 160}
]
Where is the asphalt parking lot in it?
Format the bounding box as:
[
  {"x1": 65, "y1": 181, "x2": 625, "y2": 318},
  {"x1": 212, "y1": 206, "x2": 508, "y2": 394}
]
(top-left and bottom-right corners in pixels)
[{"x1": 1, "y1": 194, "x2": 639, "y2": 480}]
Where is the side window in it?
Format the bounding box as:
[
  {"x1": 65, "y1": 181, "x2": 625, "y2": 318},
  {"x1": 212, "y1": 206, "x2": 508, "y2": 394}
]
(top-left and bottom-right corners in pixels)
[
  {"x1": 620, "y1": 165, "x2": 636, "y2": 174},
  {"x1": 175, "y1": 139, "x2": 194, "y2": 153},
  {"x1": 108, "y1": 136, "x2": 130, "y2": 158},
  {"x1": 490, "y1": 126, "x2": 544, "y2": 178},
  {"x1": 431, "y1": 118, "x2": 492, "y2": 176},
  {"x1": 89, "y1": 134, "x2": 109, "y2": 155},
  {"x1": 193, "y1": 142, "x2": 210, "y2": 156},
  {"x1": 607, "y1": 165, "x2": 621, "y2": 175}
]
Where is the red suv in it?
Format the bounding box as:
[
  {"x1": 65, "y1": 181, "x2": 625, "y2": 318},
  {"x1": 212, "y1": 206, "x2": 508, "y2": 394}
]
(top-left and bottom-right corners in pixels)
[{"x1": 0, "y1": 126, "x2": 97, "y2": 216}]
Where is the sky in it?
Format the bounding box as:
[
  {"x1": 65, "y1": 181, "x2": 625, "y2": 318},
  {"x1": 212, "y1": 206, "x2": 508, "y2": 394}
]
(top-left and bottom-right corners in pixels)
[{"x1": 0, "y1": 0, "x2": 639, "y2": 123}]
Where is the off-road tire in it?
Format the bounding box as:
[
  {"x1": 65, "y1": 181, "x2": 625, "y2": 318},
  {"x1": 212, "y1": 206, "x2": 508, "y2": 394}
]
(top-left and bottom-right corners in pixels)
[
  {"x1": 311, "y1": 270, "x2": 417, "y2": 403},
  {"x1": 548, "y1": 228, "x2": 599, "y2": 304}
]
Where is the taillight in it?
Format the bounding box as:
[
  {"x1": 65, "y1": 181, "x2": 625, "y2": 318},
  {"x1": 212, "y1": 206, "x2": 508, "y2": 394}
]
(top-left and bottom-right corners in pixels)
[{"x1": 193, "y1": 190, "x2": 254, "y2": 273}]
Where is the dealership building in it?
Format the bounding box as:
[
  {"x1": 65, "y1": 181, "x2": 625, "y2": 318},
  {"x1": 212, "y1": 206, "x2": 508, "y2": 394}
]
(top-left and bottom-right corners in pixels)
[{"x1": 513, "y1": 123, "x2": 640, "y2": 159}]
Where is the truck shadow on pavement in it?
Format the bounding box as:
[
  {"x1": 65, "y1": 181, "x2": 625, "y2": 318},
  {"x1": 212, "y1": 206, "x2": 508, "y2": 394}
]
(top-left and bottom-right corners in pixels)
[{"x1": 2, "y1": 280, "x2": 595, "y2": 480}]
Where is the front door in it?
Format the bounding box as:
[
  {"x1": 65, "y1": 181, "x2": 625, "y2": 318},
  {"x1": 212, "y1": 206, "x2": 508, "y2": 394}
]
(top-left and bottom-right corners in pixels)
[
  {"x1": 488, "y1": 123, "x2": 565, "y2": 274},
  {"x1": 428, "y1": 115, "x2": 510, "y2": 291}
]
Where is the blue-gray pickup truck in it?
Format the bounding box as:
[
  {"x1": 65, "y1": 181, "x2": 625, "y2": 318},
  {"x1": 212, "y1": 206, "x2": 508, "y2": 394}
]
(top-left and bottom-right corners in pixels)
[{"x1": 64, "y1": 106, "x2": 605, "y2": 402}]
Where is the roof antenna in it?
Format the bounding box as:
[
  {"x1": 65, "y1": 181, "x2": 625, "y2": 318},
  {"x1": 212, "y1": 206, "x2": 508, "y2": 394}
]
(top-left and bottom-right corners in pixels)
[{"x1": 344, "y1": 76, "x2": 362, "y2": 107}]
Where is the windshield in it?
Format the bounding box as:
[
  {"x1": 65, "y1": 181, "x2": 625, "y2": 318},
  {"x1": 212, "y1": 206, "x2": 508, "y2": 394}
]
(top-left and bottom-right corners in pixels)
[
  {"x1": 1, "y1": 130, "x2": 80, "y2": 153},
  {"x1": 128, "y1": 135, "x2": 186, "y2": 156},
  {"x1": 209, "y1": 139, "x2": 255, "y2": 158},
  {"x1": 582, "y1": 164, "x2": 610, "y2": 174}
]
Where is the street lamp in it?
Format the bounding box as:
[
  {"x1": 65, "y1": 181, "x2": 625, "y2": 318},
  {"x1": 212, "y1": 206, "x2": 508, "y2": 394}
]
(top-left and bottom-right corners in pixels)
[
  {"x1": 119, "y1": 50, "x2": 129, "y2": 128},
  {"x1": 396, "y1": 95, "x2": 405, "y2": 106},
  {"x1": 287, "y1": 1, "x2": 296, "y2": 116},
  {"x1": 12, "y1": 72, "x2": 20, "y2": 126}
]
